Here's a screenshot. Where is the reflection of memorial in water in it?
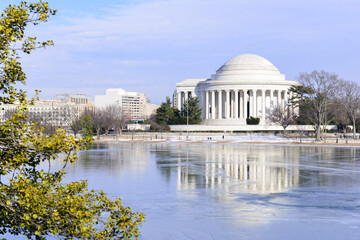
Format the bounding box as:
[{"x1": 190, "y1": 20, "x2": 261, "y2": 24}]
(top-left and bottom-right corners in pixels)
[{"x1": 176, "y1": 144, "x2": 300, "y2": 194}]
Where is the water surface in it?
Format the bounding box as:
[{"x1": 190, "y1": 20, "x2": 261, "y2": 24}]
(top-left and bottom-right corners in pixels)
[{"x1": 65, "y1": 143, "x2": 360, "y2": 240}]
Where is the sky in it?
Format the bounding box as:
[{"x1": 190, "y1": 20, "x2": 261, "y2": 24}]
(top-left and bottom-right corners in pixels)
[{"x1": 1, "y1": 0, "x2": 360, "y2": 105}]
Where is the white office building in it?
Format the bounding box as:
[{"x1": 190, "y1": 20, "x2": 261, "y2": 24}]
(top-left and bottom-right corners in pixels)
[{"x1": 95, "y1": 88, "x2": 158, "y2": 120}]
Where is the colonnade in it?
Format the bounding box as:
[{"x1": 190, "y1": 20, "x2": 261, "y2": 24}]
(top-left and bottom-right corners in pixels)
[
  {"x1": 202, "y1": 89, "x2": 291, "y2": 121},
  {"x1": 176, "y1": 89, "x2": 292, "y2": 121},
  {"x1": 177, "y1": 91, "x2": 195, "y2": 111}
]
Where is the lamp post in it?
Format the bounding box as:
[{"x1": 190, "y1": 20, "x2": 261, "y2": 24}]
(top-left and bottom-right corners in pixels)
[
  {"x1": 116, "y1": 100, "x2": 121, "y2": 136},
  {"x1": 186, "y1": 99, "x2": 189, "y2": 140}
]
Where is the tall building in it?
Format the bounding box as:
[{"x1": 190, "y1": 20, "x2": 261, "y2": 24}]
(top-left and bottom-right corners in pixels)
[
  {"x1": 172, "y1": 90, "x2": 178, "y2": 108},
  {"x1": 95, "y1": 88, "x2": 159, "y2": 120}
]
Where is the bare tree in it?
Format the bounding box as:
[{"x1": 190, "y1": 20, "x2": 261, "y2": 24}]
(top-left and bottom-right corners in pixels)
[
  {"x1": 103, "y1": 104, "x2": 122, "y2": 135},
  {"x1": 269, "y1": 105, "x2": 295, "y2": 136},
  {"x1": 61, "y1": 106, "x2": 82, "y2": 135},
  {"x1": 330, "y1": 95, "x2": 349, "y2": 135},
  {"x1": 92, "y1": 108, "x2": 106, "y2": 140},
  {"x1": 92, "y1": 104, "x2": 123, "y2": 139},
  {"x1": 70, "y1": 117, "x2": 82, "y2": 136},
  {"x1": 116, "y1": 109, "x2": 130, "y2": 135},
  {"x1": 336, "y1": 80, "x2": 360, "y2": 139},
  {"x1": 296, "y1": 70, "x2": 341, "y2": 141}
]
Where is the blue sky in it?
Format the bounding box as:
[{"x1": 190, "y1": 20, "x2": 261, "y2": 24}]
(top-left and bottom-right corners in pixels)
[{"x1": 2, "y1": 0, "x2": 360, "y2": 105}]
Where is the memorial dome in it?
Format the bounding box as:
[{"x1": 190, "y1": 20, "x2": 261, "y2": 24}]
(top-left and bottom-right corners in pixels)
[
  {"x1": 216, "y1": 54, "x2": 279, "y2": 73},
  {"x1": 209, "y1": 54, "x2": 285, "y2": 83}
]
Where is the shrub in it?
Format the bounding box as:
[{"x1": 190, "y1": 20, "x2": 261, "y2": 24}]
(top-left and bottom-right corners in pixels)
[{"x1": 246, "y1": 116, "x2": 260, "y2": 125}]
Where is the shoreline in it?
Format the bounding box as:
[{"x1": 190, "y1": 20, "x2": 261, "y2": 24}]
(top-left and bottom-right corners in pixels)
[{"x1": 93, "y1": 134, "x2": 360, "y2": 147}]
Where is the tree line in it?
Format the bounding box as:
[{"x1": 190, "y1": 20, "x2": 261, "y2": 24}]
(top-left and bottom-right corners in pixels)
[
  {"x1": 271, "y1": 70, "x2": 360, "y2": 141},
  {"x1": 152, "y1": 96, "x2": 202, "y2": 130},
  {"x1": 69, "y1": 104, "x2": 131, "y2": 139}
]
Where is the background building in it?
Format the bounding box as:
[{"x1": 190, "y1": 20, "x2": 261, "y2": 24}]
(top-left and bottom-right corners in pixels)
[
  {"x1": 55, "y1": 94, "x2": 95, "y2": 114},
  {"x1": 172, "y1": 90, "x2": 178, "y2": 108},
  {"x1": 0, "y1": 94, "x2": 94, "y2": 127},
  {"x1": 95, "y1": 88, "x2": 159, "y2": 121}
]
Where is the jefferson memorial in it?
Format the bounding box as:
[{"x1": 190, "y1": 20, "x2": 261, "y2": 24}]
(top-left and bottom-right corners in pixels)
[{"x1": 175, "y1": 54, "x2": 298, "y2": 127}]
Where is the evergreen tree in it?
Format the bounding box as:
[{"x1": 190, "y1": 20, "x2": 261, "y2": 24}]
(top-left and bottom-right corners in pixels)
[
  {"x1": 80, "y1": 113, "x2": 94, "y2": 138},
  {"x1": 181, "y1": 97, "x2": 202, "y2": 124},
  {"x1": 155, "y1": 97, "x2": 173, "y2": 124}
]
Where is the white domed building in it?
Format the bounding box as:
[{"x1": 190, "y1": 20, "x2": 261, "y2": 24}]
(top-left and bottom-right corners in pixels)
[{"x1": 175, "y1": 54, "x2": 298, "y2": 126}]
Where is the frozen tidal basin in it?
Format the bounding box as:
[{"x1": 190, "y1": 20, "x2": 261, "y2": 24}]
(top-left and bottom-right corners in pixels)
[{"x1": 68, "y1": 142, "x2": 360, "y2": 240}]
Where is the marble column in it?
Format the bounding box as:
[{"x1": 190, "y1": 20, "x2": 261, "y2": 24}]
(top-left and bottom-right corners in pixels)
[
  {"x1": 205, "y1": 90, "x2": 209, "y2": 119},
  {"x1": 200, "y1": 91, "x2": 205, "y2": 119},
  {"x1": 239, "y1": 91, "x2": 243, "y2": 119},
  {"x1": 249, "y1": 90, "x2": 252, "y2": 117},
  {"x1": 231, "y1": 91, "x2": 235, "y2": 118},
  {"x1": 211, "y1": 90, "x2": 215, "y2": 119},
  {"x1": 253, "y1": 90, "x2": 257, "y2": 117},
  {"x1": 235, "y1": 90, "x2": 239, "y2": 119},
  {"x1": 226, "y1": 90, "x2": 230, "y2": 119},
  {"x1": 262, "y1": 89, "x2": 266, "y2": 121},
  {"x1": 243, "y1": 89, "x2": 248, "y2": 119},
  {"x1": 289, "y1": 91, "x2": 293, "y2": 115},
  {"x1": 270, "y1": 90, "x2": 274, "y2": 112},
  {"x1": 218, "y1": 90, "x2": 222, "y2": 119}
]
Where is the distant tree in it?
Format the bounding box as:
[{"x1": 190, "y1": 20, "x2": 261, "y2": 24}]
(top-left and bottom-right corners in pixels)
[
  {"x1": 102, "y1": 104, "x2": 122, "y2": 135},
  {"x1": 70, "y1": 117, "x2": 82, "y2": 136},
  {"x1": 289, "y1": 85, "x2": 314, "y2": 125},
  {"x1": 180, "y1": 97, "x2": 202, "y2": 124},
  {"x1": 92, "y1": 108, "x2": 106, "y2": 139},
  {"x1": 80, "y1": 112, "x2": 93, "y2": 138},
  {"x1": 155, "y1": 97, "x2": 174, "y2": 124},
  {"x1": 91, "y1": 105, "x2": 124, "y2": 137},
  {"x1": 155, "y1": 96, "x2": 202, "y2": 125},
  {"x1": 117, "y1": 108, "x2": 129, "y2": 135},
  {"x1": 329, "y1": 100, "x2": 349, "y2": 135},
  {"x1": 62, "y1": 106, "x2": 82, "y2": 135},
  {"x1": 336, "y1": 80, "x2": 360, "y2": 139},
  {"x1": 169, "y1": 107, "x2": 182, "y2": 124},
  {"x1": 150, "y1": 121, "x2": 170, "y2": 131},
  {"x1": 293, "y1": 70, "x2": 341, "y2": 141},
  {"x1": 269, "y1": 105, "x2": 295, "y2": 135}
]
